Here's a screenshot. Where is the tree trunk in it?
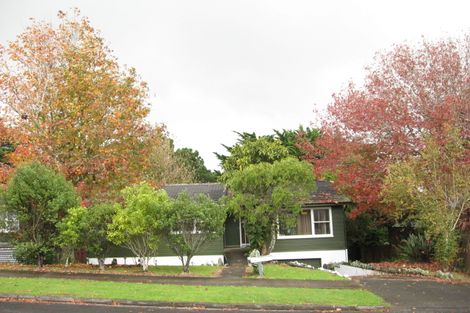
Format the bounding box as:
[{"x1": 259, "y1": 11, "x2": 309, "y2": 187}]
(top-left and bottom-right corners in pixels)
[
  {"x1": 180, "y1": 257, "x2": 186, "y2": 272},
  {"x1": 141, "y1": 257, "x2": 149, "y2": 272},
  {"x1": 261, "y1": 227, "x2": 277, "y2": 255},
  {"x1": 98, "y1": 258, "x2": 105, "y2": 271},
  {"x1": 37, "y1": 255, "x2": 44, "y2": 268},
  {"x1": 183, "y1": 256, "x2": 191, "y2": 273},
  {"x1": 464, "y1": 231, "x2": 470, "y2": 273}
]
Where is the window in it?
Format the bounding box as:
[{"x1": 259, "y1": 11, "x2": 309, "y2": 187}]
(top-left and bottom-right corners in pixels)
[
  {"x1": 279, "y1": 210, "x2": 312, "y2": 236},
  {"x1": 278, "y1": 207, "x2": 333, "y2": 239},
  {"x1": 313, "y1": 208, "x2": 331, "y2": 235}
]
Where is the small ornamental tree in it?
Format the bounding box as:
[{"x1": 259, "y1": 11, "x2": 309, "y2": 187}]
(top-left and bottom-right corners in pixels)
[
  {"x1": 58, "y1": 204, "x2": 116, "y2": 270},
  {"x1": 226, "y1": 158, "x2": 316, "y2": 255},
  {"x1": 56, "y1": 206, "x2": 86, "y2": 267},
  {"x1": 4, "y1": 163, "x2": 80, "y2": 266},
  {"x1": 107, "y1": 183, "x2": 170, "y2": 271},
  {"x1": 383, "y1": 127, "x2": 470, "y2": 269},
  {"x1": 163, "y1": 192, "x2": 226, "y2": 272}
]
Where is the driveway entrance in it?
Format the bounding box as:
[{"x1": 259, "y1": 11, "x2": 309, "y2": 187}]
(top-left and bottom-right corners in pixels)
[{"x1": 360, "y1": 276, "x2": 470, "y2": 313}]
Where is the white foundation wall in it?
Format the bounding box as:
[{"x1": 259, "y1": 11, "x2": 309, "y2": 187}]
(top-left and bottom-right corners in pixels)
[
  {"x1": 87, "y1": 255, "x2": 224, "y2": 266},
  {"x1": 269, "y1": 249, "x2": 348, "y2": 266}
]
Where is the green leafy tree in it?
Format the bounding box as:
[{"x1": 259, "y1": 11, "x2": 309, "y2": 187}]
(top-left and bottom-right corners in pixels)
[
  {"x1": 107, "y1": 183, "x2": 170, "y2": 271},
  {"x1": 175, "y1": 148, "x2": 218, "y2": 182},
  {"x1": 383, "y1": 128, "x2": 469, "y2": 269},
  {"x1": 57, "y1": 204, "x2": 116, "y2": 270},
  {"x1": 273, "y1": 126, "x2": 320, "y2": 159},
  {"x1": 56, "y1": 206, "x2": 86, "y2": 267},
  {"x1": 226, "y1": 158, "x2": 316, "y2": 255},
  {"x1": 4, "y1": 162, "x2": 80, "y2": 266},
  {"x1": 217, "y1": 134, "x2": 290, "y2": 177},
  {"x1": 163, "y1": 192, "x2": 226, "y2": 272},
  {"x1": 144, "y1": 131, "x2": 196, "y2": 185},
  {"x1": 217, "y1": 126, "x2": 319, "y2": 175}
]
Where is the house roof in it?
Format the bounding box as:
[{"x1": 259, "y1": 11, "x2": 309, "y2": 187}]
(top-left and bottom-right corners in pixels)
[
  {"x1": 164, "y1": 181, "x2": 350, "y2": 205},
  {"x1": 163, "y1": 183, "x2": 226, "y2": 201},
  {"x1": 305, "y1": 181, "x2": 351, "y2": 205}
]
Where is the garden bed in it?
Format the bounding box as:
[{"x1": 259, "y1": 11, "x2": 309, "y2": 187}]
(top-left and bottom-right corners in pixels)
[
  {"x1": 0, "y1": 263, "x2": 222, "y2": 277},
  {"x1": 346, "y1": 260, "x2": 470, "y2": 282},
  {"x1": 371, "y1": 261, "x2": 442, "y2": 272}
]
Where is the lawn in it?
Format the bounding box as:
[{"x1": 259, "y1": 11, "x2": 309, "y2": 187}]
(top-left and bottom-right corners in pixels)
[
  {"x1": 107, "y1": 265, "x2": 220, "y2": 277},
  {"x1": 247, "y1": 263, "x2": 345, "y2": 280},
  {"x1": 0, "y1": 263, "x2": 221, "y2": 277},
  {"x1": 0, "y1": 277, "x2": 386, "y2": 306}
]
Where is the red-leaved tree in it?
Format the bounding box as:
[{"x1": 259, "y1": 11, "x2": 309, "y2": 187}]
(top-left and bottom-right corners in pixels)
[{"x1": 301, "y1": 35, "x2": 470, "y2": 219}]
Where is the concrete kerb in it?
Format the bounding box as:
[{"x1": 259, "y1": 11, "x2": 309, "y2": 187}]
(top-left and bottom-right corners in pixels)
[{"x1": 0, "y1": 294, "x2": 389, "y2": 312}]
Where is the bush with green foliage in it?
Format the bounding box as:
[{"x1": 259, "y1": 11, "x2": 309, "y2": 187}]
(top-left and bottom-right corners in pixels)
[
  {"x1": 400, "y1": 233, "x2": 433, "y2": 262},
  {"x1": 163, "y1": 191, "x2": 226, "y2": 272},
  {"x1": 13, "y1": 241, "x2": 54, "y2": 265},
  {"x1": 107, "y1": 183, "x2": 170, "y2": 271},
  {"x1": 383, "y1": 128, "x2": 469, "y2": 270},
  {"x1": 226, "y1": 158, "x2": 316, "y2": 255},
  {"x1": 4, "y1": 163, "x2": 80, "y2": 266},
  {"x1": 434, "y1": 231, "x2": 460, "y2": 269},
  {"x1": 57, "y1": 204, "x2": 116, "y2": 269}
]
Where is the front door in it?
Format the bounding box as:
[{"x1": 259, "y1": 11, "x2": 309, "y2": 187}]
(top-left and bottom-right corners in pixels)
[{"x1": 224, "y1": 214, "x2": 240, "y2": 248}]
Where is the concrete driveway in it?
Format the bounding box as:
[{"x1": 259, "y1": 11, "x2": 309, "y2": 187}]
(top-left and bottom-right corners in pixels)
[{"x1": 359, "y1": 276, "x2": 470, "y2": 313}]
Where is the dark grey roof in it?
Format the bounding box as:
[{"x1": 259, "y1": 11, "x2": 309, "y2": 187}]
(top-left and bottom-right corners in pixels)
[
  {"x1": 307, "y1": 181, "x2": 351, "y2": 204},
  {"x1": 163, "y1": 183, "x2": 226, "y2": 201},
  {"x1": 163, "y1": 181, "x2": 349, "y2": 204}
]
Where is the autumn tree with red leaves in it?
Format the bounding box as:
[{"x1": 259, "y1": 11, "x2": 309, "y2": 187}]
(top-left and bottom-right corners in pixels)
[
  {"x1": 0, "y1": 10, "x2": 191, "y2": 201},
  {"x1": 302, "y1": 36, "x2": 470, "y2": 220}
]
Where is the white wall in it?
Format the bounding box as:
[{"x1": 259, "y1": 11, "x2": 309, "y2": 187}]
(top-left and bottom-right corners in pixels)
[
  {"x1": 87, "y1": 255, "x2": 224, "y2": 266},
  {"x1": 269, "y1": 249, "x2": 348, "y2": 266}
]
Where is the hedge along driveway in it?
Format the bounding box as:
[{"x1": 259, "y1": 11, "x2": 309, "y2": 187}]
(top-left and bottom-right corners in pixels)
[{"x1": 0, "y1": 277, "x2": 386, "y2": 306}]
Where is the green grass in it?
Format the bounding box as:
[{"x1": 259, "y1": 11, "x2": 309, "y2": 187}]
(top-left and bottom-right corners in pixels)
[
  {"x1": 0, "y1": 277, "x2": 386, "y2": 306},
  {"x1": 108, "y1": 265, "x2": 221, "y2": 277},
  {"x1": 248, "y1": 263, "x2": 345, "y2": 280},
  {"x1": 0, "y1": 263, "x2": 221, "y2": 277}
]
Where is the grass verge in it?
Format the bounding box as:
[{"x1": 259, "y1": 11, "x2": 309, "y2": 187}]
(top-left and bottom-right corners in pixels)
[
  {"x1": 247, "y1": 263, "x2": 345, "y2": 281},
  {"x1": 0, "y1": 263, "x2": 220, "y2": 277},
  {"x1": 0, "y1": 277, "x2": 386, "y2": 306}
]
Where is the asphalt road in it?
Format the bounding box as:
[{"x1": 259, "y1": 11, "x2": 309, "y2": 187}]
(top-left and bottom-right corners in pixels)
[
  {"x1": 0, "y1": 302, "x2": 370, "y2": 313},
  {"x1": 360, "y1": 277, "x2": 470, "y2": 313}
]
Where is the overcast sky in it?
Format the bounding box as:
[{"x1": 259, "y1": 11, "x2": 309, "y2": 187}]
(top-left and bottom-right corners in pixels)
[{"x1": 1, "y1": 0, "x2": 469, "y2": 170}]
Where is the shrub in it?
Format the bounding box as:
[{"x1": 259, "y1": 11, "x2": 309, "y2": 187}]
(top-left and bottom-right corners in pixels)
[
  {"x1": 400, "y1": 233, "x2": 433, "y2": 262},
  {"x1": 434, "y1": 231, "x2": 459, "y2": 270},
  {"x1": 13, "y1": 242, "x2": 54, "y2": 265},
  {"x1": 5, "y1": 163, "x2": 80, "y2": 266}
]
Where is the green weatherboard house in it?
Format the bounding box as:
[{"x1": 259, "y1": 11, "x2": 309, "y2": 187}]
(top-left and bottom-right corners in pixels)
[{"x1": 88, "y1": 181, "x2": 350, "y2": 267}]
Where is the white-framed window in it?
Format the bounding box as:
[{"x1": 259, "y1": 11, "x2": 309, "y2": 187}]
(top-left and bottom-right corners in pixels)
[{"x1": 278, "y1": 207, "x2": 333, "y2": 239}]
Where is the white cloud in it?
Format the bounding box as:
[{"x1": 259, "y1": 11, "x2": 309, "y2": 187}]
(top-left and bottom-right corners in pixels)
[{"x1": 1, "y1": 0, "x2": 469, "y2": 169}]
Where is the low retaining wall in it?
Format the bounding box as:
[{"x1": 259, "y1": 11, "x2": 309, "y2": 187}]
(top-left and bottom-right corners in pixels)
[{"x1": 87, "y1": 255, "x2": 224, "y2": 266}]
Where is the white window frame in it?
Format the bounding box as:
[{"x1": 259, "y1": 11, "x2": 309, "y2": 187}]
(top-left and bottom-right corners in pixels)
[{"x1": 278, "y1": 207, "x2": 334, "y2": 239}]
